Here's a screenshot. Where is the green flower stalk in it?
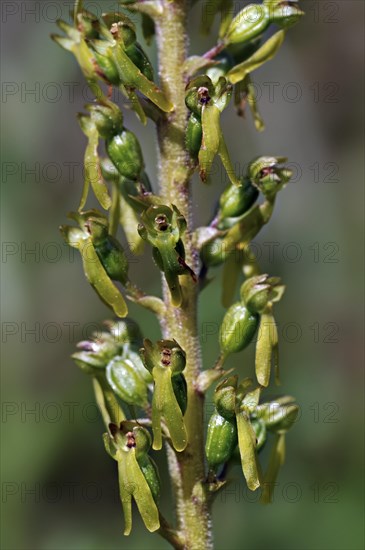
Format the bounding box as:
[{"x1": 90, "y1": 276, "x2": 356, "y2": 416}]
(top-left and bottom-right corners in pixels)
[{"x1": 55, "y1": 1, "x2": 304, "y2": 547}]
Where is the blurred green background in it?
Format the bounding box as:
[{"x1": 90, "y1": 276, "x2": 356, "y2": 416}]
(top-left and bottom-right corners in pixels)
[{"x1": 1, "y1": 1, "x2": 364, "y2": 549}]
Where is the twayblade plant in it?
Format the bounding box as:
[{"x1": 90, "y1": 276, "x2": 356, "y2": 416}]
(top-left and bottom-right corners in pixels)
[{"x1": 53, "y1": 1, "x2": 304, "y2": 548}]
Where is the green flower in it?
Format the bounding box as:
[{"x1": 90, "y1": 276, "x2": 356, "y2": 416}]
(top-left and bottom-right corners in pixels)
[
  {"x1": 185, "y1": 75, "x2": 240, "y2": 185},
  {"x1": 138, "y1": 205, "x2": 196, "y2": 307},
  {"x1": 140, "y1": 339, "x2": 188, "y2": 451},
  {"x1": 104, "y1": 422, "x2": 160, "y2": 535},
  {"x1": 60, "y1": 210, "x2": 128, "y2": 317}
]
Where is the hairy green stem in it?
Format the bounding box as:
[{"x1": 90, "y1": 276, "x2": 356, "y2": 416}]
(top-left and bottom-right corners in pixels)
[{"x1": 155, "y1": 1, "x2": 213, "y2": 548}]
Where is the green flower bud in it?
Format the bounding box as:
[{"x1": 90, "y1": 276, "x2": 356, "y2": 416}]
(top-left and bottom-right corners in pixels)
[
  {"x1": 106, "y1": 356, "x2": 148, "y2": 407},
  {"x1": 86, "y1": 103, "x2": 124, "y2": 139},
  {"x1": 125, "y1": 42, "x2": 154, "y2": 81},
  {"x1": 103, "y1": 422, "x2": 160, "y2": 535},
  {"x1": 223, "y1": 2, "x2": 304, "y2": 47},
  {"x1": 205, "y1": 411, "x2": 238, "y2": 468},
  {"x1": 140, "y1": 339, "x2": 187, "y2": 451},
  {"x1": 186, "y1": 113, "x2": 202, "y2": 159},
  {"x1": 214, "y1": 376, "x2": 238, "y2": 420},
  {"x1": 219, "y1": 302, "x2": 259, "y2": 356},
  {"x1": 248, "y1": 156, "x2": 292, "y2": 198},
  {"x1": 240, "y1": 274, "x2": 285, "y2": 313},
  {"x1": 106, "y1": 129, "x2": 144, "y2": 180},
  {"x1": 224, "y1": 4, "x2": 270, "y2": 45},
  {"x1": 219, "y1": 178, "x2": 259, "y2": 219}
]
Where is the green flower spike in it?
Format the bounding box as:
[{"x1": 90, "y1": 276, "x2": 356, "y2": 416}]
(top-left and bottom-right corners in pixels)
[
  {"x1": 103, "y1": 422, "x2": 160, "y2": 535},
  {"x1": 241, "y1": 274, "x2": 285, "y2": 386},
  {"x1": 138, "y1": 205, "x2": 196, "y2": 307},
  {"x1": 185, "y1": 76, "x2": 240, "y2": 185},
  {"x1": 140, "y1": 339, "x2": 188, "y2": 452},
  {"x1": 60, "y1": 210, "x2": 128, "y2": 317}
]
